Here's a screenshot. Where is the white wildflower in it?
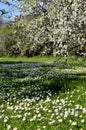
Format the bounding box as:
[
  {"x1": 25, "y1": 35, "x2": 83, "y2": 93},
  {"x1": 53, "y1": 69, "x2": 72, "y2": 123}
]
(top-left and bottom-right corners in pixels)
[
  {"x1": 81, "y1": 119, "x2": 85, "y2": 123},
  {"x1": 43, "y1": 126, "x2": 46, "y2": 129},
  {"x1": 7, "y1": 125, "x2": 11, "y2": 130},
  {"x1": 13, "y1": 127, "x2": 17, "y2": 130},
  {"x1": 71, "y1": 121, "x2": 77, "y2": 126},
  {"x1": 22, "y1": 117, "x2": 26, "y2": 121},
  {"x1": 58, "y1": 119, "x2": 63, "y2": 122}
]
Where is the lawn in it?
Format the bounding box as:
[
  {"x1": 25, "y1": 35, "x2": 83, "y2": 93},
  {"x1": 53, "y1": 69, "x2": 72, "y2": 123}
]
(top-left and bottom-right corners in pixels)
[
  {"x1": 0, "y1": 56, "x2": 86, "y2": 130},
  {"x1": 0, "y1": 55, "x2": 55, "y2": 63}
]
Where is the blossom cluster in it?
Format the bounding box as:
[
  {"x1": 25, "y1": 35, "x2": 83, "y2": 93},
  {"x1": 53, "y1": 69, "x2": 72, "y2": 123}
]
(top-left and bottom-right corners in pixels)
[{"x1": 21, "y1": 0, "x2": 86, "y2": 56}]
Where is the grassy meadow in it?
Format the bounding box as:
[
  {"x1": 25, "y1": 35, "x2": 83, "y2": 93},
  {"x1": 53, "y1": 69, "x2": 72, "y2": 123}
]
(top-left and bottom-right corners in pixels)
[{"x1": 0, "y1": 56, "x2": 86, "y2": 130}]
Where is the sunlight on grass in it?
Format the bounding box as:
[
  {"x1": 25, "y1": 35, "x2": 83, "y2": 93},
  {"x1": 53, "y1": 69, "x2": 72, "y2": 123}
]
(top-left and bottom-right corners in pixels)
[
  {"x1": 0, "y1": 55, "x2": 55, "y2": 63},
  {"x1": 0, "y1": 55, "x2": 85, "y2": 67}
]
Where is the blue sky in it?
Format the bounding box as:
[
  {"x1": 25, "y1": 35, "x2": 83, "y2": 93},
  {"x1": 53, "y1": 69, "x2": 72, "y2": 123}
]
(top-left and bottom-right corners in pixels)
[
  {"x1": 0, "y1": 0, "x2": 46, "y2": 21},
  {"x1": 0, "y1": 0, "x2": 20, "y2": 21}
]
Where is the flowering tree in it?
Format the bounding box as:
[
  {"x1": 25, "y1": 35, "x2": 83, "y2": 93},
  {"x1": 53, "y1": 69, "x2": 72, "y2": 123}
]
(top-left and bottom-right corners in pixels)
[
  {"x1": 0, "y1": 0, "x2": 86, "y2": 56},
  {"x1": 23, "y1": 0, "x2": 86, "y2": 56}
]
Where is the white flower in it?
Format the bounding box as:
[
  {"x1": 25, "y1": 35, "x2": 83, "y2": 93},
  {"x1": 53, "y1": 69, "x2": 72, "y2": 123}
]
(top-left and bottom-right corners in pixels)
[
  {"x1": 37, "y1": 129, "x2": 41, "y2": 130},
  {"x1": 69, "y1": 120, "x2": 72, "y2": 123},
  {"x1": 58, "y1": 119, "x2": 63, "y2": 122},
  {"x1": 4, "y1": 117, "x2": 9, "y2": 123},
  {"x1": 75, "y1": 104, "x2": 80, "y2": 109},
  {"x1": 36, "y1": 110, "x2": 40, "y2": 113},
  {"x1": 0, "y1": 115, "x2": 2, "y2": 119},
  {"x1": 82, "y1": 108, "x2": 86, "y2": 113},
  {"x1": 38, "y1": 114, "x2": 41, "y2": 118},
  {"x1": 80, "y1": 115, "x2": 82, "y2": 118},
  {"x1": 30, "y1": 118, "x2": 34, "y2": 122},
  {"x1": 48, "y1": 110, "x2": 52, "y2": 113},
  {"x1": 13, "y1": 127, "x2": 17, "y2": 130},
  {"x1": 45, "y1": 97, "x2": 51, "y2": 102},
  {"x1": 7, "y1": 106, "x2": 14, "y2": 110},
  {"x1": 81, "y1": 119, "x2": 84, "y2": 123},
  {"x1": 71, "y1": 121, "x2": 77, "y2": 126},
  {"x1": 24, "y1": 113, "x2": 28, "y2": 117},
  {"x1": 33, "y1": 115, "x2": 36, "y2": 120},
  {"x1": 43, "y1": 126, "x2": 46, "y2": 129},
  {"x1": 22, "y1": 117, "x2": 26, "y2": 121},
  {"x1": 75, "y1": 113, "x2": 78, "y2": 117},
  {"x1": 7, "y1": 125, "x2": 11, "y2": 130},
  {"x1": 49, "y1": 120, "x2": 55, "y2": 124}
]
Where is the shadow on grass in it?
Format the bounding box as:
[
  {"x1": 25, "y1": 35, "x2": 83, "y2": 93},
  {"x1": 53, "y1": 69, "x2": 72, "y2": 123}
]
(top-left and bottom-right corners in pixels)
[
  {"x1": 0, "y1": 62, "x2": 86, "y2": 101},
  {"x1": 0, "y1": 74, "x2": 86, "y2": 101}
]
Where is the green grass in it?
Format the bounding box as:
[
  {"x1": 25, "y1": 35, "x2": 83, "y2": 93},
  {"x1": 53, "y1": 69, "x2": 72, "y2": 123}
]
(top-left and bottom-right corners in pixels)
[
  {"x1": 0, "y1": 56, "x2": 86, "y2": 130},
  {"x1": 0, "y1": 55, "x2": 85, "y2": 67},
  {"x1": 0, "y1": 55, "x2": 55, "y2": 63},
  {"x1": 55, "y1": 55, "x2": 86, "y2": 67}
]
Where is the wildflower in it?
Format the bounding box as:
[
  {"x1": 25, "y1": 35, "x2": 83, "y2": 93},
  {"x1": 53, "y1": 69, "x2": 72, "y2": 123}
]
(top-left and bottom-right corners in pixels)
[
  {"x1": 37, "y1": 129, "x2": 41, "y2": 130},
  {"x1": 33, "y1": 115, "x2": 36, "y2": 120},
  {"x1": 38, "y1": 114, "x2": 41, "y2": 118},
  {"x1": 75, "y1": 113, "x2": 78, "y2": 117},
  {"x1": 30, "y1": 118, "x2": 34, "y2": 122},
  {"x1": 24, "y1": 113, "x2": 28, "y2": 117},
  {"x1": 58, "y1": 119, "x2": 63, "y2": 122},
  {"x1": 82, "y1": 108, "x2": 86, "y2": 113},
  {"x1": 7, "y1": 125, "x2": 11, "y2": 130},
  {"x1": 81, "y1": 119, "x2": 84, "y2": 123},
  {"x1": 4, "y1": 117, "x2": 9, "y2": 123},
  {"x1": 64, "y1": 114, "x2": 68, "y2": 118},
  {"x1": 22, "y1": 117, "x2": 26, "y2": 121},
  {"x1": 0, "y1": 115, "x2": 2, "y2": 119},
  {"x1": 45, "y1": 97, "x2": 51, "y2": 102},
  {"x1": 69, "y1": 120, "x2": 72, "y2": 123},
  {"x1": 36, "y1": 110, "x2": 40, "y2": 113},
  {"x1": 71, "y1": 121, "x2": 77, "y2": 126},
  {"x1": 49, "y1": 120, "x2": 55, "y2": 124},
  {"x1": 13, "y1": 127, "x2": 17, "y2": 130},
  {"x1": 80, "y1": 115, "x2": 82, "y2": 118},
  {"x1": 43, "y1": 126, "x2": 46, "y2": 129}
]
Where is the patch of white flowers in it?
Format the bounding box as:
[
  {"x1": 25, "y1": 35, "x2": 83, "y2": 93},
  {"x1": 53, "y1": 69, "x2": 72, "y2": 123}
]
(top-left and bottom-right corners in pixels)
[{"x1": 0, "y1": 63, "x2": 86, "y2": 129}]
